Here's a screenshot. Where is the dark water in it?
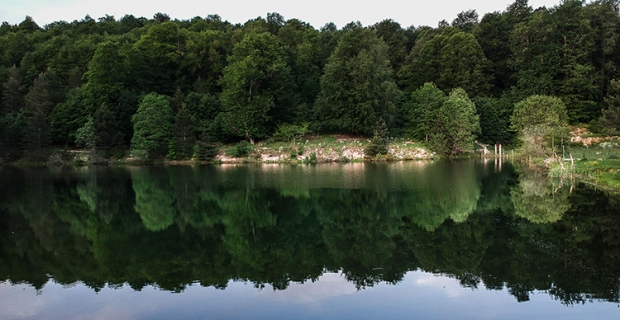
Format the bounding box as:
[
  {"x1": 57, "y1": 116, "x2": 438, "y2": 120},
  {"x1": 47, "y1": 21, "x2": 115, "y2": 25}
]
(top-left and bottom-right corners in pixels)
[{"x1": 1, "y1": 161, "x2": 619, "y2": 319}]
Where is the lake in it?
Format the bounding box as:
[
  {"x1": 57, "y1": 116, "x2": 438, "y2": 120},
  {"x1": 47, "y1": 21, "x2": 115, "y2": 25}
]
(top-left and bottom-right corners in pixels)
[{"x1": 1, "y1": 161, "x2": 619, "y2": 319}]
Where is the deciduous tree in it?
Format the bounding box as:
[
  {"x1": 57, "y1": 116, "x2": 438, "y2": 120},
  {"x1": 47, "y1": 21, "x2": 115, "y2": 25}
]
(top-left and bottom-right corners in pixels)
[
  {"x1": 317, "y1": 22, "x2": 401, "y2": 134},
  {"x1": 430, "y1": 88, "x2": 480, "y2": 156},
  {"x1": 131, "y1": 93, "x2": 173, "y2": 160}
]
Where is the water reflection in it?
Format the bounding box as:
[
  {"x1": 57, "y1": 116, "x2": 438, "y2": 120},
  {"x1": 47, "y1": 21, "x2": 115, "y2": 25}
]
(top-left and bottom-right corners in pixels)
[{"x1": 0, "y1": 161, "x2": 619, "y2": 307}]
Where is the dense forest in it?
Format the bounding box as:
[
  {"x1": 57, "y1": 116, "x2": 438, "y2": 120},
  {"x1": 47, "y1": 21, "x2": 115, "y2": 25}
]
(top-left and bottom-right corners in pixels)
[{"x1": 2, "y1": 0, "x2": 620, "y2": 161}]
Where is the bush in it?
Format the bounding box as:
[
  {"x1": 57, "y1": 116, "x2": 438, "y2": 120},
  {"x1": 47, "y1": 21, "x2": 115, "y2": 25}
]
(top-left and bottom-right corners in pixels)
[
  {"x1": 304, "y1": 152, "x2": 317, "y2": 164},
  {"x1": 230, "y1": 141, "x2": 251, "y2": 158}
]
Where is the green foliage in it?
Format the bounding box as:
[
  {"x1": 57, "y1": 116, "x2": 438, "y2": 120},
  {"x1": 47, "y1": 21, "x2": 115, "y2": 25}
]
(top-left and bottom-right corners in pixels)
[
  {"x1": 172, "y1": 104, "x2": 195, "y2": 160},
  {"x1": 364, "y1": 117, "x2": 389, "y2": 157},
  {"x1": 474, "y1": 96, "x2": 513, "y2": 145},
  {"x1": 372, "y1": 19, "x2": 409, "y2": 75},
  {"x1": 131, "y1": 93, "x2": 173, "y2": 160},
  {"x1": 82, "y1": 41, "x2": 129, "y2": 109},
  {"x1": 272, "y1": 122, "x2": 309, "y2": 145},
  {"x1": 317, "y1": 23, "x2": 401, "y2": 134},
  {"x1": 50, "y1": 88, "x2": 87, "y2": 145},
  {"x1": 1, "y1": 4, "x2": 620, "y2": 162},
  {"x1": 600, "y1": 79, "x2": 620, "y2": 134},
  {"x1": 23, "y1": 71, "x2": 54, "y2": 161},
  {"x1": 75, "y1": 116, "x2": 97, "y2": 150},
  {"x1": 430, "y1": 88, "x2": 480, "y2": 156},
  {"x1": 219, "y1": 32, "x2": 292, "y2": 143},
  {"x1": 230, "y1": 141, "x2": 251, "y2": 158},
  {"x1": 93, "y1": 103, "x2": 119, "y2": 151},
  {"x1": 1, "y1": 65, "x2": 24, "y2": 115},
  {"x1": 403, "y1": 82, "x2": 446, "y2": 141},
  {"x1": 399, "y1": 27, "x2": 491, "y2": 97},
  {"x1": 133, "y1": 22, "x2": 183, "y2": 95},
  {"x1": 0, "y1": 111, "x2": 26, "y2": 159},
  {"x1": 511, "y1": 95, "x2": 570, "y2": 157},
  {"x1": 194, "y1": 133, "x2": 219, "y2": 162}
]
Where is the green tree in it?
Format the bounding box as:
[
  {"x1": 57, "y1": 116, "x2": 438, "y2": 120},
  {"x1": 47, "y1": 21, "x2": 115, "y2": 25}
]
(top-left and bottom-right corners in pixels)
[
  {"x1": 219, "y1": 32, "x2": 292, "y2": 144},
  {"x1": 93, "y1": 103, "x2": 119, "y2": 152},
  {"x1": 552, "y1": 0, "x2": 599, "y2": 123},
  {"x1": 172, "y1": 104, "x2": 195, "y2": 160},
  {"x1": 23, "y1": 71, "x2": 54, "y2": 160},
  {"x1": 133, "y1": 21, "x2": 185, "y2": 94},
  {"x1": 182, "y1": 29, "x2": 230, "y2": 94},
  {"x1": 131, "y1": 93, "x2": 173, "y2": 160},
  {"x1": 364, "y1": 117, "x2": 389, "y2": 157},
  {"x1": 50, "y1": 88, "x2": 87, "y2": 145},
  {"x1": 316, "y1": 22, "x2": 401, "y2": 134},
  {"x1": 452, "y1": 9, "x2": 479, "y2": 33},
  {"x1": 277, "y1": 18, "x2": 324, "y2": 123},
  {"x1": 474, "y1": 96, "x2": 513, "y2": 145},
  {"x1": 75, "y1": 116, "x2": 97, "y2": 159},
  {"x1": 82, "y1": 41, "x2": 130, "y2": 111},
  {"x1": 430, "y1": 88, "x2": 480, "y2": 156},
  {"x1": 372, "y1": 19, "x2": 409, "y2": 76},
  {"x1": 403, "y1": 82, "x2": 446, "y2": 141},
  {"x1": 399, "y1": 27, "x2": 491, "y2": 97},
  {"x1": 1, "y1": 65, "x2": 24, "y2": 115},
  {"x1": 510, "y1": 95, "x2": 570, "y2": 157},
  {"x1": 474, "y1": 11, "x2": 513, "y2": 95},
  {"x1": 585, "y1": 0, "x2": 620, "y2": 109},
  {"x1": 599, "y1": 79, "x2": 620, "y2": 133}
]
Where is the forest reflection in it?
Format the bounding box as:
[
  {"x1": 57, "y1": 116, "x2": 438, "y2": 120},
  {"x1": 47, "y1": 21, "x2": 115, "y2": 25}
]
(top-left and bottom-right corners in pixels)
[{"x1": 1, "y1": 161, "x2": 619, "y2": 305}]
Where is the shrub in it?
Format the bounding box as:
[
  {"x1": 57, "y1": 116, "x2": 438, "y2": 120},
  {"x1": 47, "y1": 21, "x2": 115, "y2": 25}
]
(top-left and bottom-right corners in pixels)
[{"x1": 230, "y1": 141, "x2": 251, "y2": 158}]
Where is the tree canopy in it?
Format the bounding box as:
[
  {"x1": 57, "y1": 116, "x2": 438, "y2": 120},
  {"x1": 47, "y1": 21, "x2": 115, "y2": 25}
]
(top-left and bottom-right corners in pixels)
[{"x1": 1, "y1": 1, "x2": 619, "y2": 160}]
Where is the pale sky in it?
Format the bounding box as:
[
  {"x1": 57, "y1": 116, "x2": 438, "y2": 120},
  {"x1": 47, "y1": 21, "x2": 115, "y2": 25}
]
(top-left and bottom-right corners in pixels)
[{"x1": 1, "y1": 0, "x2": 563, "y2": 29}]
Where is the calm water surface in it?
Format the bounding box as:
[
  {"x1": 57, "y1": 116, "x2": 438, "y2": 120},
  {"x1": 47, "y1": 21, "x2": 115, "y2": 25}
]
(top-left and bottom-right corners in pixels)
[{"x1": 1, "y1": 161, "x2": 619, "y2": 319}]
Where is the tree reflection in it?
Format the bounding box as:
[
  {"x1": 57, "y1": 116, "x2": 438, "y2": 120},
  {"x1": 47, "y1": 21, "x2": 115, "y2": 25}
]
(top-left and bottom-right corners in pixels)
[
  {"x1": 0, "y1": 164, "x2": 619, "y2": 306},
  {"x1": 131, "y1": 167, "x2": 176, "y2": 231},
  {"x1": 511, "y1": 167, "x2": 570, "y2": 224}
]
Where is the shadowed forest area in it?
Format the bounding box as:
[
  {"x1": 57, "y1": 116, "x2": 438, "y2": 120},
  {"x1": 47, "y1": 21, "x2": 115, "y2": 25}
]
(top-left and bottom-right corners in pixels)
[{"x1": 2, "y1": 0, "x2": 620, "y2": 161}]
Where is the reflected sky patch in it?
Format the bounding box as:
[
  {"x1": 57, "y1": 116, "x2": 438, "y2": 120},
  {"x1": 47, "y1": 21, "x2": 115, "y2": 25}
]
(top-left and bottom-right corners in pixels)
[{"x1": 2, "y1": 271, "x2": 618, "y2": 320}]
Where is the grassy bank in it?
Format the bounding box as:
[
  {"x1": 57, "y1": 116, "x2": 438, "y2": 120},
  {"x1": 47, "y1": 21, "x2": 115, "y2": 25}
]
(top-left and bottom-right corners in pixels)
[{"x1": 548, "y1": 142, "x2": 620, "y2": 190}]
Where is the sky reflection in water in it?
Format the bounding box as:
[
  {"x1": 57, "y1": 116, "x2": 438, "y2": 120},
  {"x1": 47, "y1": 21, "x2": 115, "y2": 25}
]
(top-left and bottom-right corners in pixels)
[{"x1": 1, "y1": 271, "x2": 618, "y2": 320}]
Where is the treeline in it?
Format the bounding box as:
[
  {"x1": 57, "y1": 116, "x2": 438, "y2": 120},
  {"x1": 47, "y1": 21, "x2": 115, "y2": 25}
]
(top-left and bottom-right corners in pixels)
[
  {"x1": 1, "y1": 164, "x2": 619, "y2": 304},
  {"x1": 2, "y1": 0, "x2": 620, "y2": 160}
]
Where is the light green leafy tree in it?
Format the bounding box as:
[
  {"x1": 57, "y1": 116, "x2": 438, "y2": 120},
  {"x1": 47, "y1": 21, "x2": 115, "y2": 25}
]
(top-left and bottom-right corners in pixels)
[
  {"x1": 75, "y1": 116, "x2": 97, "y2": 150},
  {"x1": 510, "y1": 95, "x2": 570, "y2": 157},
  {"x1": 272, "y1": 122, "x2": 310, "y2": 146},
  {"x1": 131, "y1": 93, "x2": 173, "y2": 160},
  {"x1": 404, "y1": 82, "x2": 446, "y2": 142},
  {"x1": 430, "y1": 88, "x2": 480, "y2": 156}
]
